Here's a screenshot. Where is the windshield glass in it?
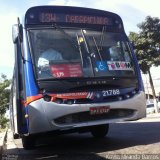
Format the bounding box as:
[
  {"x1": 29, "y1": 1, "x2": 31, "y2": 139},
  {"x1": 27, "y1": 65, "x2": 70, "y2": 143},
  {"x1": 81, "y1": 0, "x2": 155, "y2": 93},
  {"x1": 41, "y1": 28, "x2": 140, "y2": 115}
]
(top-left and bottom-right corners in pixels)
[{"x1": 28, "y1": 28, "x2": 135, "y2": 79}]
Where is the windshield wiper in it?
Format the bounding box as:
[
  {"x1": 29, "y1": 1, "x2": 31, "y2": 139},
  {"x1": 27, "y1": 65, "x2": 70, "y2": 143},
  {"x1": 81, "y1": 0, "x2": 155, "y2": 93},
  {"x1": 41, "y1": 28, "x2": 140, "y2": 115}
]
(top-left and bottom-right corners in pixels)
[
  {"x1": 99, "y1": 26, "x2": 106, "y2": 51},
  {"x1": 81, "y1": 30, "x2": 95, "y2": 76},
  {"x1": 53, "y1": 23, "x2": 79, "y2": 50},
  {"x1": 92, "y1": 36, "x2": 103, "y2": 61},
  {"x1": 76, "y1": 33, "x2": 84, "y2": 67}
]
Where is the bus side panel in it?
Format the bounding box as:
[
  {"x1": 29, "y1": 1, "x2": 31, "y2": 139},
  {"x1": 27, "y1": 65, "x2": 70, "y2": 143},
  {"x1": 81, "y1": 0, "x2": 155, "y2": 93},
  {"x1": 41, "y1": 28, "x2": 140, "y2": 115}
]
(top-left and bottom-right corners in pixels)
[
  {"x1": 11, "y1": 31, "x2": 29, "y2": 135},
  {"x1": 128, "y1": 41, "x2": 144, "y2": 92},
  {"x1": 18, "y1": 29, "x2": 40, "y2": 134},
  {"x1": 23, "y1": 30, "x2": 39, "y2": 98},
  {"x1": 10, "y1": 77, "x2": 18, "y2": 134}
]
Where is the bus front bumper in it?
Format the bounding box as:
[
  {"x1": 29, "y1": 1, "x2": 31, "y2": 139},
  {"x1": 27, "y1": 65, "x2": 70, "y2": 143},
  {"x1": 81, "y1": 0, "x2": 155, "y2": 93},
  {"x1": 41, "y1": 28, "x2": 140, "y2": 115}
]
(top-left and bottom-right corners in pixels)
[{"x1": 28, "y1": 91, "x2": 146, "y2": 134}]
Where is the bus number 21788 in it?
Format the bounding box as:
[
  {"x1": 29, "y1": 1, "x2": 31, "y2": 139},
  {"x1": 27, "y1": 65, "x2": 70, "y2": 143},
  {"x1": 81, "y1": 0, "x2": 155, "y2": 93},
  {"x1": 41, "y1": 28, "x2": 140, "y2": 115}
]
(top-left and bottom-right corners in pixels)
[{"x1": 102, "y1": 89, "x2": 120, "y2": 97}]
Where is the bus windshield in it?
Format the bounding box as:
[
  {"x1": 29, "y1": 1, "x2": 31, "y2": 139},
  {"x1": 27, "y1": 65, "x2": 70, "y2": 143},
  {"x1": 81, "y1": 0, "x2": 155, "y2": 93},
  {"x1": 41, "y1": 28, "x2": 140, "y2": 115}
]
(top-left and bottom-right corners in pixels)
[{"x1": 28, "y1": 27, "x2": 135, "y2": 79}]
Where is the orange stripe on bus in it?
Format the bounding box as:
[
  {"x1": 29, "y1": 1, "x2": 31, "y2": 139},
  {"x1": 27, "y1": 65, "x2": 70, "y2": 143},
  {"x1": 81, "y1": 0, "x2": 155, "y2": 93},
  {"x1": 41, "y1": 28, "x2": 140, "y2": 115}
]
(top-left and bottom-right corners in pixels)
[
  {"x1": 23, "y1": 92, "x2": 90, "y2": 106},
  {"x1": 25, "y1": 94, "x2": 43, "y2": 106},
  {"x1": 49, "y1": 92, "x2": 88, "y2": 100}
]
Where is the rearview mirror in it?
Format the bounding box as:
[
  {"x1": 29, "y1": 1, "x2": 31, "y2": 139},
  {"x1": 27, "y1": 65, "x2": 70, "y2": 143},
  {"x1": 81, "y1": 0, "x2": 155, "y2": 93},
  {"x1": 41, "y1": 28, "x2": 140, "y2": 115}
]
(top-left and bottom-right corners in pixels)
[
  {"x1": 12, "y1": 20, "x2": 23, "y2": 44},
  {"x1": 12, "y1": 24, "x2": 18, "y2": 43}
]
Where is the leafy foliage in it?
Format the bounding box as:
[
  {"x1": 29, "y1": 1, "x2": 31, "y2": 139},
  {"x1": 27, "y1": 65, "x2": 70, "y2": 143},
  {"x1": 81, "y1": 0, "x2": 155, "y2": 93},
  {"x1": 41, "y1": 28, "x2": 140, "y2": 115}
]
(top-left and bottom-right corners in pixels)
[
  {"x1": 0, "y1": 116, "x2": 9, "y2": 129},
  {"x1": 129, "y1": 16, "x2": 160, "y2": 113},
  {"x1": 0, "y1": 74, "x2": 11, "y2": 128},
  {"x1": 129, "y1": 16, "x2": 160, "y2": 74}
]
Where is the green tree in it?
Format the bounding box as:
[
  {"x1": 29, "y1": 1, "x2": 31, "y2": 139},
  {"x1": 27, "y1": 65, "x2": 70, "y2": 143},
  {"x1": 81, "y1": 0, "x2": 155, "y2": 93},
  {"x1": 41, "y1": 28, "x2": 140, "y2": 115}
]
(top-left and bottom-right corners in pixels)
[
  {"x1": 0, "y1": 74, "x2": 11, "y2": 128},
  {"x1": 129, "y1": 16, "x2": 160, "y2": 113},
  {"x1": 0, "y1": 116, "x2": 9, "y2": 129}
]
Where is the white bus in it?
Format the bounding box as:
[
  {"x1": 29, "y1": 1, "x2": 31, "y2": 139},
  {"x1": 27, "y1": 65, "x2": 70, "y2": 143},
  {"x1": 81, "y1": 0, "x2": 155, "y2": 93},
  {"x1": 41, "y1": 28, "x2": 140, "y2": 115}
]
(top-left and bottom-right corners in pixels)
[{"x1": 10, "y1": 6, "x2": 146, "y2": 149}]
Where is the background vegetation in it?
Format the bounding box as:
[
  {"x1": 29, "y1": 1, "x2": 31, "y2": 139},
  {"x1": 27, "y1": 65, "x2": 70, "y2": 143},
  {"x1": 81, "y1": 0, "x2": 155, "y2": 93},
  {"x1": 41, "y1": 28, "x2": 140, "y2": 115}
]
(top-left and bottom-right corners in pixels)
[
  {"x1": 0, "y1": 74, "x2": 11, "y2": 129},
  {"x1": 129, "y1": 16, "x2": 160, "y2": 112}
]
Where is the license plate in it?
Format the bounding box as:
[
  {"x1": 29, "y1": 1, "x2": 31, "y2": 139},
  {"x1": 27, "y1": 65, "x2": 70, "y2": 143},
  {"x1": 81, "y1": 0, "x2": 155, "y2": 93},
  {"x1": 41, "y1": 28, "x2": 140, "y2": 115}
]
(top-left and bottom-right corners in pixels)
[{"x1": 90, "y1": 106, "x2": 110, "y2": 115}]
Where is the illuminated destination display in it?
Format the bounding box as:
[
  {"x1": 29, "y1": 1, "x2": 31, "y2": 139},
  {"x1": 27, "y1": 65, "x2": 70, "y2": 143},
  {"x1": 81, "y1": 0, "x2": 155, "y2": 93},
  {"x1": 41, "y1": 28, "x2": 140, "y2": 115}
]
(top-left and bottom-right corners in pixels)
[
  {"x1": 25, "y1": 6, "x2": 124, "y2": 31},
  {"x1": 39, "y1": 13, "x2": 112, "y2": 25}
]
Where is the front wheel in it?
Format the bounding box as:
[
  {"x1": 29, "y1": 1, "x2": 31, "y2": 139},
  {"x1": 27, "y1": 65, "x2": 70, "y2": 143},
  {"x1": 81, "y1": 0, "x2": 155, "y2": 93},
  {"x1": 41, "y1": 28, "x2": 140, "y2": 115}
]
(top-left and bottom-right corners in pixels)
[
  {"x1": 90, "y1": 124, "x2": 109, "y2": 138},
  {"x1": 22, "y1": 135, "x2": 36, "y2": 150},
  {"x1": 13, "y1": 133, "x2": 19, "y2": 139}
]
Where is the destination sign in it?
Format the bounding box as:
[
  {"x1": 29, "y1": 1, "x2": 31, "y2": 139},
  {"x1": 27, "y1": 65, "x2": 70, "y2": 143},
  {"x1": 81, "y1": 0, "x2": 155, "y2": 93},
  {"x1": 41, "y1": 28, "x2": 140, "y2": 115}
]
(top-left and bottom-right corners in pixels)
[
  {"x1": 39, "y1": 13, "x2": 113, "y2": 25},
  {"x1": 25, "y1": 6, "x2": 123, "y2": 31}
]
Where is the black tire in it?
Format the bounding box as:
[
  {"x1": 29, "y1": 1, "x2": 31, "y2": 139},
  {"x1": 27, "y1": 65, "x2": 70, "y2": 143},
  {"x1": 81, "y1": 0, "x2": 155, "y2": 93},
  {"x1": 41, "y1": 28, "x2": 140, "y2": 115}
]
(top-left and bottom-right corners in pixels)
[
  {"x1": 90, "y1": 124, "x2": 109, "y2": 138},
  {"x1": 22, "y1": 135, "x2": 35, "y2": 150},
  {"x1": 13, "y1": 133, "x2": 19, "y2": 139}
]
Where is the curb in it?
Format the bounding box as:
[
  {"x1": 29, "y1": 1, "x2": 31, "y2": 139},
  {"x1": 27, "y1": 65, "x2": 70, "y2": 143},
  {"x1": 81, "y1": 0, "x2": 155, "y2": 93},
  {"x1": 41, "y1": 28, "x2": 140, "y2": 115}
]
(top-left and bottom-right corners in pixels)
[
  {"x1": 0, "y1": 129, "x2": 8, "y2": 155},
  {"x1": 147, "y1": 113, "x2": 160, "y2": 118}
]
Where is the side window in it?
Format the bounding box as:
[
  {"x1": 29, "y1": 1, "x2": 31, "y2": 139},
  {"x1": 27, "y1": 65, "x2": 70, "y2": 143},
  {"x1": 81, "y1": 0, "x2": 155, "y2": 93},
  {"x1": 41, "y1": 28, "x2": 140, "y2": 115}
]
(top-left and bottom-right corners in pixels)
[
  {"x1": 109, "y1": 46, "x2": 123, "y2": 61},
  {"x1": 121, "y1": 42, "x2": 131, "y2": 62},
  {"x1": 108, "y1": 41, "x2": 132, "y2": 62}
]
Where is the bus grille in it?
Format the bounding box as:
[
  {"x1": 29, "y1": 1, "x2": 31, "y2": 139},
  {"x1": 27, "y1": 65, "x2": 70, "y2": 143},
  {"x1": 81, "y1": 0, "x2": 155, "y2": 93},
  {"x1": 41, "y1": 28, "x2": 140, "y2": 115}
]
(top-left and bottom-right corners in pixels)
[{"x1": 54, "y1": 109, "x2": 134, "y2": 125}]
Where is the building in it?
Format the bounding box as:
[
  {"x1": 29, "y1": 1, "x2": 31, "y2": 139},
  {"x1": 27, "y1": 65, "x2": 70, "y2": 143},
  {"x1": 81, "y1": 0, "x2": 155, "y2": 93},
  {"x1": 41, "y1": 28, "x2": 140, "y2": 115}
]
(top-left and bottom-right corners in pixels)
[{"x1": 142, "y1": 66, "x2": 160, "y2": 99}]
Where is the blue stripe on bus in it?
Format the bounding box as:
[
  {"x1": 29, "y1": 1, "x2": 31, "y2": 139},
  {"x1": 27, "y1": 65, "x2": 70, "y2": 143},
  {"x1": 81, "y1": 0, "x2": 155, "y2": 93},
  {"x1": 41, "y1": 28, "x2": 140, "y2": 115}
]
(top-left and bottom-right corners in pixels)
[
  {"x1": 23, "y1": 31, "x2": 39, "y2": 97},
  {"x1": 128, "y1": 42, "x2": 144, "y2": 91}
]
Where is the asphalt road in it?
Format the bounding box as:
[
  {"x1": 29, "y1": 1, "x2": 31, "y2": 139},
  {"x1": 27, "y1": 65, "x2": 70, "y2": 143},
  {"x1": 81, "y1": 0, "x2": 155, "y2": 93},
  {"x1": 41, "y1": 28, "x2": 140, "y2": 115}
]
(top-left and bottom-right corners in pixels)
[{"x1": 2, "y1": 114, "x2": 160, "y2": 160}]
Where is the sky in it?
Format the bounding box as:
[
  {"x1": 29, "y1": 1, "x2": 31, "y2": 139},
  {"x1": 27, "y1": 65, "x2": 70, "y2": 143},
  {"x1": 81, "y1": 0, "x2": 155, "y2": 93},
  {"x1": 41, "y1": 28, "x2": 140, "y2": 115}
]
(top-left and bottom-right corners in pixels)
[{"x1": 0, "y1": 0, "x2": 160, "y2": 79}]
